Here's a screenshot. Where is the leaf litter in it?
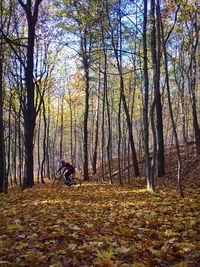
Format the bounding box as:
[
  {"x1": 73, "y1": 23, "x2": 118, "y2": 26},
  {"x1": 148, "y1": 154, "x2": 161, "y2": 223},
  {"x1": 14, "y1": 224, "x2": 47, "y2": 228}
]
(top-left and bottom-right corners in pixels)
[{"x1": 0, "y1": 174, "x2": 199, "y2": 267}]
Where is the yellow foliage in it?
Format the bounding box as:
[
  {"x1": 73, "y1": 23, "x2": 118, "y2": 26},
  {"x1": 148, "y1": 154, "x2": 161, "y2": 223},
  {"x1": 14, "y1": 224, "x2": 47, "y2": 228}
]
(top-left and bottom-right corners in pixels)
[{"x1": 0, "y1": 178, "x2": 199, "y2": 266}]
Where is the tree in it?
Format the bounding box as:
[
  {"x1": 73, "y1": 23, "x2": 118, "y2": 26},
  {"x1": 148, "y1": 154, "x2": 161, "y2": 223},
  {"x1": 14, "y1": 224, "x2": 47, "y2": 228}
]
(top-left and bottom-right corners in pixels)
[
  {"x1": 143, "y1": 0, "x2": 154, "y2": 191},
  {"x1": 0, "y1": 0, "x2": 6, "y2": 193},
  {"x1": 150, "y1": 0, "x2": 165, "y2": 178},
  {"x1": 106, "y1": 0, "x2": 139, "y2": 177},
  {"x1": 159, "y1": 1, "x2": 184, "y2": 197},
  {"x1": 187, "y1": 8, "x2": 200, "y2": 154}
]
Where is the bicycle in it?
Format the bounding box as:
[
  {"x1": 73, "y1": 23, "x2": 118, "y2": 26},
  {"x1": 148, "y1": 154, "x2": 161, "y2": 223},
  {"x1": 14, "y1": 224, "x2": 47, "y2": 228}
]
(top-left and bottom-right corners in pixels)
[{"x1": 52, "y1": 173, "x2": 81, "y2": 188}]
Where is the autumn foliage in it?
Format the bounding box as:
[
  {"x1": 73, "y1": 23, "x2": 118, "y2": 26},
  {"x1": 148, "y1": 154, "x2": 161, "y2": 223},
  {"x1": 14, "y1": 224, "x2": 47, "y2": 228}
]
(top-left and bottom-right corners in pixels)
[{"x1": 0, "y1": 169, "x2": 200, "y2": 267}]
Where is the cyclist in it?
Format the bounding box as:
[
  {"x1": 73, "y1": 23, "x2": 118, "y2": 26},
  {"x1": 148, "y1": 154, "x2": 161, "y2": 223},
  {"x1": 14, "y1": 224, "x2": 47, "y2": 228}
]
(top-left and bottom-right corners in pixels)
[{"x1": 57, "y1": 159, "x2": 75, "y2": 185}]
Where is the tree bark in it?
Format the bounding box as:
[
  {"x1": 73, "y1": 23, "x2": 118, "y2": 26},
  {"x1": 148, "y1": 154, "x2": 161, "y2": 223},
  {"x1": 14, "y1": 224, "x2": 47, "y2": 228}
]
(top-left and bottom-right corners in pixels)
[
  {"x1": 156, "y1": 0, "x2": 165, "y2": 177},
  {"x1": 0, "y1": 22, "x2": 6, "y2": 193},
  {"x1": 159, "y1": 3, "x2": 184, "y2": 197},
  {"x1": 20, "y1": 0, "x2": 43, "y2": 189},
  {"x1": 83, "y1": 61, "x2": 90, "y2": 181},
  {"x1": 150, "y1": 0, "x2": 165, "y2": 178},
  {"x1": 143, "y1": 0, "x2": 154, "y2": 191},
  {"x1": 92, "y1": 63, "x2": 101, "y2": 175}
]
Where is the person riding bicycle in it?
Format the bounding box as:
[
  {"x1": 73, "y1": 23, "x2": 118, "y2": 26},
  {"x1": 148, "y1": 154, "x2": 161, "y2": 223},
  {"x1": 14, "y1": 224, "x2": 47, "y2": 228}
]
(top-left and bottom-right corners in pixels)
[{"x1": 57, "y1": 159, "x2": 75, "y2": 185}]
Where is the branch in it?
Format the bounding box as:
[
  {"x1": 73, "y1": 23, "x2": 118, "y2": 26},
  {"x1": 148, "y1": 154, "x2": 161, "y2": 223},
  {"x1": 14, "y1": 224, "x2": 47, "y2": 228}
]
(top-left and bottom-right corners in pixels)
[
  {"x1": 165, "y1": 5, "x2": 180, "y2": 44},
  {"x1": 1, "y1": 35, "x2": 27, "y2": 48},
  {"x1": 33, "y1": 0, "x2": 43, "y2": 24},
  {"x1": 0, "y1": 29, "x2": 26, "y2": 68},
  {"x1": 18, "y1": 0, "x2": 27, "y2": 11}
]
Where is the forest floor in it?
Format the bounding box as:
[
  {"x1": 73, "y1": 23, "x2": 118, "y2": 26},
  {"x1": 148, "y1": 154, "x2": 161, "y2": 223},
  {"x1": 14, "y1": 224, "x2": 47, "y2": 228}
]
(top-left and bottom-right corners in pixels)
[{"x1": 0, "y1": 152, "x2": 200, "y2": 266}]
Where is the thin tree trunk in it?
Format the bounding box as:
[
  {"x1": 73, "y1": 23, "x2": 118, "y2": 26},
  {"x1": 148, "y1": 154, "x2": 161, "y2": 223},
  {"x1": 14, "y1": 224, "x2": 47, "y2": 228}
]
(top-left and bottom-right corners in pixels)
[
  {"x1": 60, "y1": 95, "x2": 64, "y2": 159},
  {"x1": 189, "y1": 10, "x2": 200, "y2": 154},
  {"x1": 92, "y1": 62, "x2": 101, "y2": 175},
  {"x1": 0, "y1": 15, "x2": 6, "y2": 192},
  {"x1": 118, "y1": 93, "x2": 123, "y2": 186},
  {"x1": 105, "y1": 64, "x2": 112, "y2": 184},
  {"x1": 101, "y1": 24, "x2": 113, "y2": 184},
  {"x1": 46, "y1": 92, "x2": 50, "y2": 179},
  {"x1": 143, "y1": 0, "x2": 153, "y2": 190},
  {"x1": 37, "y1": 111, "x2": 41, "y2": 183},
  {"x1": 101, "y1": 65, "x2": 106, "y2": 182},
  {"x1": 6, "y1": 95, "x2": 12, "y2": 187},
  {"x1": 83, "y1": 61, "x2": 90, "y2": 181},
  {"x1": 41, "y1": 100, "x2": 47, "y2": 184},
  {"x1": 18, "y1": 101, "x2": 22, "y2": 187},
  {"x1": 13, "y1": 114, "x2": 17, "y2": 185},
  {"x1": 159, "y1": 4, "x2": 184, "y2": 197}
]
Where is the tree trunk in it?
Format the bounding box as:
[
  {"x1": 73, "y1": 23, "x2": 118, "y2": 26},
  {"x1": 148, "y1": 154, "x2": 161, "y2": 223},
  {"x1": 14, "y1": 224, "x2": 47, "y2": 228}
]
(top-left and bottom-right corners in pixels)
[
  {"x1": 150, "y1": 0, "x2": 165, "y2": 178},
  {"x1": 46, "y1": 92, "x2": 50, "y2": 179},
  {"x1": 20, "y1": 0, "x2": 43, "y2": 189},
  {"x1": 159, "y1": 3, "x2": 184, "y2": 197},
  {"x1": 156, "y1": 0, "x2": 165, "y2": 177},
  {"x1": 0, "y1": 25, "x2": 6, "y2": 193},
  {"x1": 83, "y1": 63, "x2": 90, "y2": 181},
  {"x1": 23, "y1": 23, "x2": 36, "y2": 189},
  {"x1": 37, "y1": 112, "x2": 41, "y2": 183},
  {"x1": 118, "y1": 93, "x2": 123, "y2": 186},
  {"x1": 101, "y1": 63, "x2": 106, "y2": 182},
  {"x1": 92, "y1": 63, "x2": 101, "y2": 175},
  {"x1": 105, "y1": 54, "x2": 112, "y2": 185},
  {"x1": 60, "y1": 95, "x2": 64, "y2": 159},
  {"x1": 189, "y1": 10, "x2": 200, "y2": 154},
  {"x1": 40, "y1": 100, "x2": 47, "y2": 183},
  {"x1": 143, "y1": 0, "x2": 154, "y2": 191}
]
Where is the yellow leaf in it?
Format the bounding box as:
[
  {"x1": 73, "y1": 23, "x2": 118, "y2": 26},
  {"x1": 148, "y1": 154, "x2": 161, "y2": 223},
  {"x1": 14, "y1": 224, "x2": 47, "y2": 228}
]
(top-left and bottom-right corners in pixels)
[
  {"x1": 93, "y1": 257, "x2": 116, "y2": 267},
  {"x1": 7, "y1": 224, "x2": 18, "y2": 231},
  {"x1": 177, "y1": 242, "x2": 194, "y2": 253},
  {"x1": 165, "y1": 229, "x2": 178, "y2": 236},
  {"x1": 96, "y1": 247, "x2": 115, "y2": 259},
  {"x1": 172, "y1": 262, "x2": 188, "y2": 267},
  {"x1": 26, "y1": 252, "x2": 40, "y2": 262},
  {"x1": 118, "y1": 225, "x2": 132, "y2": 238},
  {"x1": 102, "y1": 235, "x2": 114, "y2": 242},
  {"x1": 0, "y1": 240, "x2": 4, "y2": 247},
  {"x1": 7, "y1": 224, "x2": 23, "y2": 232},
  {"x1": 35, "y1": 242, "x2": 45, "y2": 249},
  {"x1": 132, "y1": 262, "x2": 146, "y2": 267},
  {"x1": 50, "y1": 263, "x2": 63, "y2": 267},
  {"x1": 16, "y1": 242, "x2": 29, "y2": 250}
]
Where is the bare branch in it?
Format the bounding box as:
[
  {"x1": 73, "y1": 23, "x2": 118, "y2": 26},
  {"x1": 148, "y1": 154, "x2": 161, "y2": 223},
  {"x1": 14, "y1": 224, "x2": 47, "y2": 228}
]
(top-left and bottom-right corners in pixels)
[
  {"x1": 0, "y1": 29, "x2": 26, "y2": 68},
  {"x1": 18, "y1": 0, "x2": 27, "y2": 11},
  {"x1": 165, "y1": 5, "x2": 180, "y2": 44},
  {"x1": 33, "y1": 0, "x2": 43, "y2": 25}
]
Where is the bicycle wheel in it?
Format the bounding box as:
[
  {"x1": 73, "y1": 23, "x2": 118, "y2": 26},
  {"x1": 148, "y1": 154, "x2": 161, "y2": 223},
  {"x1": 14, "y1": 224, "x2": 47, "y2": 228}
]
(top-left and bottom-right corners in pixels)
[
  {"x1": 53, "y1": 176, "x2": 63, "y2": 187},
  {"x1": 71, "y1": 177, "x2": 82, "y2": 187}
]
